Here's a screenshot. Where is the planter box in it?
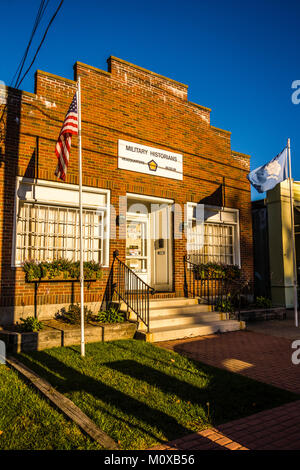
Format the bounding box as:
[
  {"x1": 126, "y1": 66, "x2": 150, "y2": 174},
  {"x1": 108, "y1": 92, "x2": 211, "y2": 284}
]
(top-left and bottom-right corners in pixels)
[
  {"x1": 193, "y1": 272, "x2": 225, "y2": 281},
  {"x1": 239, "y1": 307, "x2": 286, "y2": 322},
  {"x1": 0, "y1": 321, "x2": 137, "y2": 353},
  {"x1": 26, "y1": 275, "x2": 99, "y2": 282}
]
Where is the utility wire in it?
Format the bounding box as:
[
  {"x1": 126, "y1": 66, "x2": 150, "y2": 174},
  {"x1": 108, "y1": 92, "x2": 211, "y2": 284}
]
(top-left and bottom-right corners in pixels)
[
  {"x1": 17, "y1": 0, "x2": 64, "y2": 89},
  {"x1": 11, "y1": 0, "x2": 50, "y2": 89},
  {"x1": 0, "y1": 0, "x2": 64, "y2": 131}
]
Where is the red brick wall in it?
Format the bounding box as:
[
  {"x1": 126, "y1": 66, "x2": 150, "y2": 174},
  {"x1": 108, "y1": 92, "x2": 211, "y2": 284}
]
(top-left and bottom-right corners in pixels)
[{"x1": 0, "y1": 56, "x2": 253, "y2": 324}]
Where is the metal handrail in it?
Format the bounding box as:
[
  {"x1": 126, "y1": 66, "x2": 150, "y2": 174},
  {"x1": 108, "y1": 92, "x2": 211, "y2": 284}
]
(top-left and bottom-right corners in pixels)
[{"x1": 111, "y1": 250, "x2": 155, "y2": 332}]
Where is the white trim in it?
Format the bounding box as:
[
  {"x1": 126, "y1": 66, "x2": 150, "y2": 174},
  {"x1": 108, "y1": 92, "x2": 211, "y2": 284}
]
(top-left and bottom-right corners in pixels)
[
  {"x1": 126, "y1": 192, "x2": 174, "y2": 204},
  {"x1": 234, "y1": 213, "x2": 241, "y2": 267},
  {"x1": 17, "y1": 176, "x2": 110, "y2": 195},
  {"x1": 11, "y1": 180, "x2": 19, "y2": 268},
  {"x1": 126, "y1": 211, "x2": 149, "y2": 218},
  {"x1": 104, "y1": 190, "x2": 111, "y2": 267}
]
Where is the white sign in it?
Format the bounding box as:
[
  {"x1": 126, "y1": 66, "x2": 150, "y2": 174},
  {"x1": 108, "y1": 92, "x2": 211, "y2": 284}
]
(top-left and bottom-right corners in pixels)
[{"x1": 118, "y1": 139, "x2": 183, "y2": 180}]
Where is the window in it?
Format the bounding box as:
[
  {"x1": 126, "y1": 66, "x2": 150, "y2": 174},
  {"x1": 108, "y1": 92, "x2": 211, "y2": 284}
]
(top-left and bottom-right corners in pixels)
[
  {"x1": 16, "y1": 203, "x2": 104, "y2": 264},
  {"x1": 13, "y1": 178, "x2": 110, "y2": 266},
  {"x1": 187, "y1": 203, "x2": 240, "y2": 266}
]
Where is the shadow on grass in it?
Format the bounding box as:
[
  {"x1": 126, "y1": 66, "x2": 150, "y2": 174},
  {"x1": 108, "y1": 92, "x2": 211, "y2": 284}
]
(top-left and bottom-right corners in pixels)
[
  {"x1": 111, "y1": 340, "x2": 211, "y2": 379},
  {"x1": 15, "y1": 340, "x2": 298, "y2": 449},
  {"x1": 14, "y1": 350, "x2": 199, "y2": 446},
  {"x1": 104, "y1": 358, "x2": 211, "y2": 406}
]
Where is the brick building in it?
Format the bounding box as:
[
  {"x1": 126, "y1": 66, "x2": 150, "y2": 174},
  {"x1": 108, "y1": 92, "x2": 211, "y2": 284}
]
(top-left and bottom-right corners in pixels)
[{"x1": 0, "y1": 56, "x2": 253, "y2": 328}]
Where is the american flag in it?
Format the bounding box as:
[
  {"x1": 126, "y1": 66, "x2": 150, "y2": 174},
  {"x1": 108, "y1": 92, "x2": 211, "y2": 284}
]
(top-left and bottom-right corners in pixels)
[{"x1": 55, "y1": 92, "x2": 78, "y2": 181}]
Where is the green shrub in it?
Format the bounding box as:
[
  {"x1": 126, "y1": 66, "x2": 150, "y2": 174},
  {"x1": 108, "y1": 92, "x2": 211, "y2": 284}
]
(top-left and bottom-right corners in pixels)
[
  {"x1": 55, "y1": 303, "x2": 93, "y2": 325},
  {"x1": 255, "y1": 296, "x2": 272, "y2": 309},
  {"x1": 95, "y1": 306, "x2": 125, "y2": 324},
  {"x1": 18, "y1": 317, "x2": 44, "y2": 332},
  {"x1": 215, "y1": 295, "x2": 235, "y2": 313}
]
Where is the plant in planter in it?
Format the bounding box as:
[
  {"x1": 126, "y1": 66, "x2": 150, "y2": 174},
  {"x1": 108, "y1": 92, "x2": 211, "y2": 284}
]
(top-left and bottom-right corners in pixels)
[
  {"x1": 55, "y1": 303, "x2": 94, "y2": 325},
  {"x1": 193, "y1": 262, "x2": 241, "y2": 280},
  {"x1": 224, "y1": 264, "x2": 242, "y2": 280},
  {"x1": 94, "y1": 306, "x2": 126, "y2": 324},
  {"x1": 215, "y1": 295, "x2": 235, "y2": 313},
  {"x1": 23, "y1": 259, "x2": 103, "y2": 281},
  {"x1": 17, "y1": 316, "x2": 44, "y2": 332},
  {"x1": 254, "y1": 296, "x2": 272, "y2": 309},
  {"x1": 46, "y1": 258, "x2": 73, "y2": 279},
  {"x1": 23, "y1": 260, "x2": 45, "y2": 281}
]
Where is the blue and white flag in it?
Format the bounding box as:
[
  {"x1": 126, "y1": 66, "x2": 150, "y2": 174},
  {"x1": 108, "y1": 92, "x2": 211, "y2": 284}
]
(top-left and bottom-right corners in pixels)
[{"x1": 247, "y1": 147, "x2": 288, "y2": 193}]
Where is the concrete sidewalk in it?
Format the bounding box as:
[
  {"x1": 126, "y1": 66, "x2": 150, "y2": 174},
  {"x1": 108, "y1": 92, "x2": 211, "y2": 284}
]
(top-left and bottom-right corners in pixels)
[
  {"x1": 151, "y1": 321, "x2": 300, "y2": 450},
  {"x1": 247, "y1": 310, "x2": 300, "y2": 340}
]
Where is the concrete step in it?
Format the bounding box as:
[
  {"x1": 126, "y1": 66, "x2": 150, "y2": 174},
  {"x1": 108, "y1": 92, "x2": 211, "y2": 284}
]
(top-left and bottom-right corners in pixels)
[
  {"x1": 149, "y1": 297, "x2": 199, "y2": 309},
  {"x1": 120, "y1": 297, "x2": 201, "y2": 312},
  {"x1": 149, "y1": 304, "x2": 214, "y2": 318},
  {"x1": 122, "y1": 295, "x2": 242, "y2": 342},
  {"x1": 140, "y1": 312, "x2": 222, "y2": 330},
  {"x1": 138, "y1": 320, "x2": 245, "y2": 343}
]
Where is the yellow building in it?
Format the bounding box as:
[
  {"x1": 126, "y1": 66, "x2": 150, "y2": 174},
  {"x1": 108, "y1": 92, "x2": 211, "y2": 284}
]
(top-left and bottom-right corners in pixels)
[{"x1": 252, "y1": 180, "x2": 299, "y2": 307}]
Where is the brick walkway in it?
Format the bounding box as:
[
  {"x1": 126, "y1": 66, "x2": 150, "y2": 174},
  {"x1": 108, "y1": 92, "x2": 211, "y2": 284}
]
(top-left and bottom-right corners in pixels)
[
  {"x1": 158, "y1": 331, "x2": 300, "y2": 394},
  {"x1": 150, "y1": 330, "x2": 300, "y2": 450},
  {"x1": 150, "y1": 400, "x2": 300, "y2": 450}
]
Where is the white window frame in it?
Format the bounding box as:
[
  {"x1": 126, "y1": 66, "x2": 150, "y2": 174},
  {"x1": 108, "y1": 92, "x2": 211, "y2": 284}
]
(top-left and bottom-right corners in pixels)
[
  {"x1": 12, "y1": 177, "x2": 110, "y2": 268},
  {"x1": 186, "y1": 203, "x2": 241, "y2": 267}
]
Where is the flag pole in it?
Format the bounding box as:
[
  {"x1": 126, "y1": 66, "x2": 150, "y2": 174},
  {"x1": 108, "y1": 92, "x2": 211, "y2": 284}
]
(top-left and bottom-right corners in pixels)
[
  {"x1": 287, "y1": 138, "x2": 298, "y2": 327},
  {"x1": 78, "y1": 76, "x2": 85, "y2": 355}
]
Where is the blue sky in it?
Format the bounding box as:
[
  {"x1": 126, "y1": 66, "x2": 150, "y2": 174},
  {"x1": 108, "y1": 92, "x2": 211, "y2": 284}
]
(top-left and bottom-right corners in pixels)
[{"x1": 1, "y1": 0, "x2": 299, "y2": 200}]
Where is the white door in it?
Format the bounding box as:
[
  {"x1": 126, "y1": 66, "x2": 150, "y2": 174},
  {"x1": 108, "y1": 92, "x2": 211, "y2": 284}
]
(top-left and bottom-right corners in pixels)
[{"x1": 150, "y1": 205, "x2": 173, "y2": 291}]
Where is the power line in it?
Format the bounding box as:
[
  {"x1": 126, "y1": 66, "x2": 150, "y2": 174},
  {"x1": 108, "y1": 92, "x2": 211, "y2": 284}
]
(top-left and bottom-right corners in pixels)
[
  {"x1": 0, "y1": 0, "x2": 64, "y2": 131},
  {"x1": 11, "y1": 0, "x2": 46, "y2": 87},
  {"x1": 17, "y1": 0, "x2": 64, "y2": 90},
  {"x1": 11, "y1": 0, "x2": 50, "y2": 89}
]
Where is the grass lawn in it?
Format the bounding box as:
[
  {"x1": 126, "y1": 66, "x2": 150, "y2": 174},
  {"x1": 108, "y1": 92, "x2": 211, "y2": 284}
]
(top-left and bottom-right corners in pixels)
[
  {"x1": 7, "y1": 338, "x2": 298, "y2": 450},
  {"x1": 0, "y1": 364, "x2": 102, "y2": 450}
]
